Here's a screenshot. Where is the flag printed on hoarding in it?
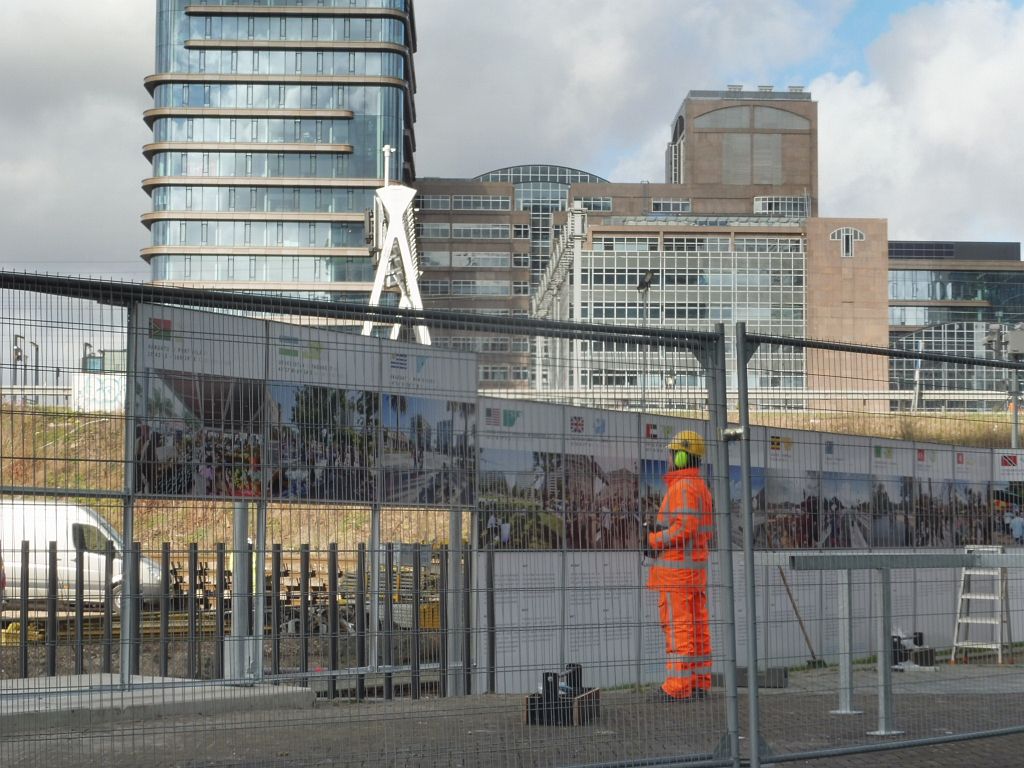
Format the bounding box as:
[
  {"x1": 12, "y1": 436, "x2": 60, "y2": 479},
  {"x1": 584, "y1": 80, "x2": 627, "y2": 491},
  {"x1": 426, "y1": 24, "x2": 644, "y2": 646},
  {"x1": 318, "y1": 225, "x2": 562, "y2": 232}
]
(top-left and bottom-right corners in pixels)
[
  {"x1": 390, "y1": 354, "x2": 408, "y2": 371},
  {"x1": 570, "y1": 416, "x2": 585, "y2": 433},
  {"x1": 1001, "y1": 455, "x2": 1018, "y2": 468},
  {"x1": 645, "y1": 423, "x2": 659, "y2": 440},
  {"x1": 149, "y1": 318, "x2": 173, "y2": 339},
  {"x1": 769, "y1": 435, "x2": 792, "y2": 452},
  {"x1": 484, "y1": 408, "x2": 522, "y2": 428}
]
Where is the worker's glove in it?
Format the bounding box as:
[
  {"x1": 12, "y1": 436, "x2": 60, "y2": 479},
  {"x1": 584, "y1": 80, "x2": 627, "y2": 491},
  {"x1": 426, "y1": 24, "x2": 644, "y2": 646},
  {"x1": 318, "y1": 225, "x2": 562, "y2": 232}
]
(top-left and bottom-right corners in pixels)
[{"x1": 641, "y1": 519, "x2": 665, "y2": 560}]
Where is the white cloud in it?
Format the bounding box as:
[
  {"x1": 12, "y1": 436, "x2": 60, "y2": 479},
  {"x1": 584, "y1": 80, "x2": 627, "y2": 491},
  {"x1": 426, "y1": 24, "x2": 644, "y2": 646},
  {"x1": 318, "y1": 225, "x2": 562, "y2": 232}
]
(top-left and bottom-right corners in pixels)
[
  {"x1": 816, "y1": 0, "x2": 1024, "y2": 242},
  {"x1": 0, "y1": 1, "x2": 154, "y2": 279},
  {"x1": 414, "y1": 0, "x2": 847, "y2": 178},
  {"x1": 0, "y1": 0, "x2": 1018, "y2": 283}
]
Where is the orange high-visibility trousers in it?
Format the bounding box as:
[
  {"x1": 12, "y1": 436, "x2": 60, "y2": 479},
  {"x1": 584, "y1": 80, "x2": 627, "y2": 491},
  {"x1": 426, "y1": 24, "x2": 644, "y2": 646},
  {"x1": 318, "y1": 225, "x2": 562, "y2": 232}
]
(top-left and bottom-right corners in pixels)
[{"x1": 657, "y1": 584, "x2": 712, "y2": 698}]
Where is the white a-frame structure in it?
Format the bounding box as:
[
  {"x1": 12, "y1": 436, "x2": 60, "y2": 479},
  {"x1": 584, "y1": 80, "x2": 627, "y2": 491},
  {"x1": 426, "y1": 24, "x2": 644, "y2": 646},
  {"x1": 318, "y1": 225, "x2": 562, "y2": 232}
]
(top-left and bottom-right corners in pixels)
[{"x1": 361, "y1": 145, "x2": 431, "y2": 345}]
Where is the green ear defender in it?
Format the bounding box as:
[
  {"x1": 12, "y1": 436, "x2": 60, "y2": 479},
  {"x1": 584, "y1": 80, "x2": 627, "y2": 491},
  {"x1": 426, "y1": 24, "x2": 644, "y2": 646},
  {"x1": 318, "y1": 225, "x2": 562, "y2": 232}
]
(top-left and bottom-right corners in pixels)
[{"x1": 674, "y1": 450, "x2": 689, "y2": 469}]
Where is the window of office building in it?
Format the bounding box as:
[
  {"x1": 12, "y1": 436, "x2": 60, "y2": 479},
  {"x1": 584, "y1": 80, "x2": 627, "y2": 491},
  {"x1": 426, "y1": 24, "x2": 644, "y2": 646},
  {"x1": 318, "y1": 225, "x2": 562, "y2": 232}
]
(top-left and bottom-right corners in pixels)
[
  {"x1": 592, "y1": 236, "x2": 659, "y2": 252},
  {"x1": 753, "y1": 196, "x2": 808, "y2": 217},
  {"x1": 452, "y1": 223, "x2": 511, "y2": 240},
  {"x1": 451, "y1": 279, "x2": 511, "y2": 296},
  {"x1": 451, "y1": 195, "x2": 512, "y2": 211},
  {"x1": 417, "y1": 223, "x2": 450, "y2": 239},
  {"x1": 651, "y1": 199, "x2": 692, "y2": 213},
  {"x1": 575, "y1": 197, "x2": 613, "y2": 212},
  {"x1": 416, "y1": 195, "x2": 451, "y2": 210},
  {"x1": 480, "y1": 365, "x2": 510, "y2": 381}
]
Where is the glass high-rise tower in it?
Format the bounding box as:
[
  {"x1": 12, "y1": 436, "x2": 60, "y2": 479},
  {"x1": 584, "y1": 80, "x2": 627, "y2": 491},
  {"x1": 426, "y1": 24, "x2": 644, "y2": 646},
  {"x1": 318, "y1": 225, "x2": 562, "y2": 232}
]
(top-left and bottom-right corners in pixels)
[{"x1": 143, "y1": 0, "x2": 416, "y2": 300}]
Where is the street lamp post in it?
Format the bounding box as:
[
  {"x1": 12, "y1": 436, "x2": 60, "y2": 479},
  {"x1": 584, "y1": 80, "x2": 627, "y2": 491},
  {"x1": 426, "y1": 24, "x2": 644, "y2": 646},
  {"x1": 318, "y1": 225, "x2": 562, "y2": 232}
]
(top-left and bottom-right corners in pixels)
[
  {"x1": 13, "y1": 334, "x2": 25, "y2": 386},
  {"x1": 29, "y1": 340, "x2": 39, "y2": 386}
]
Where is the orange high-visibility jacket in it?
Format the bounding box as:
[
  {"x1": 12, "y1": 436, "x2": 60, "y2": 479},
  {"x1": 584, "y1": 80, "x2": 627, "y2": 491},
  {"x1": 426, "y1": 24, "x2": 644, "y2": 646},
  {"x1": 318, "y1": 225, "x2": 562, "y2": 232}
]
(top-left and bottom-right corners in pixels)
[{"x1": 647, "y1": 467, "x2": 714, "y2": 588}]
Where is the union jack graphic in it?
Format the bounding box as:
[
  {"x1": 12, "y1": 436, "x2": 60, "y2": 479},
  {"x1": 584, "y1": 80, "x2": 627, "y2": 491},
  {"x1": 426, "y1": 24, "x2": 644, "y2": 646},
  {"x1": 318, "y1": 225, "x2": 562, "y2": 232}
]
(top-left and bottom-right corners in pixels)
[{"x1": 570, "y1": 416, "x2": 584, "y2": 433}]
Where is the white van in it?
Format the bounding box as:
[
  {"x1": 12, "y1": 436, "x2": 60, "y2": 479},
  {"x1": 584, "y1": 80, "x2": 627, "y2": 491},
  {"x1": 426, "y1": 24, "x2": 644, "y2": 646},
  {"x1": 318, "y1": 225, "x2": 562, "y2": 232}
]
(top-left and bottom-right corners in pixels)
[{"x1": 0, "y1": 499, "x2": 162, "y2": 613}]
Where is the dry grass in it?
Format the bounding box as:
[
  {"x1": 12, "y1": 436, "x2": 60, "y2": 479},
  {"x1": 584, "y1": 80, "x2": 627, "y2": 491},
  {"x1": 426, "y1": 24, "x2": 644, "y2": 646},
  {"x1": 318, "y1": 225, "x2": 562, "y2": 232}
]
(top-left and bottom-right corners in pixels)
[
  {"x1": 0, "y1": 404, "x2": 125, "y2": 491},
  {"x1": 743, "y1": 410, "x2": 1014, "y2": 448},
  {"x1": 649, "y1": 406, "x2": 1016, "y2": 449}
]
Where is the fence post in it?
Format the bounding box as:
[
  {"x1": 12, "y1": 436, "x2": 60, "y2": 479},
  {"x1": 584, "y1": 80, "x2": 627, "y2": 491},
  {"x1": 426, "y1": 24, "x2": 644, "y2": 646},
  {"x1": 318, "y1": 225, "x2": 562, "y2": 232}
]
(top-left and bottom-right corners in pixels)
[
  {"x1": 383, "y1": 542, "x2": 394, "y2": 700},
  {"x1": 300, "y1": 542, "x2": 310, "y2": 687},
  {"x1": 120, "y1": 304, "x2": 138, "y2": 689},
  {"x1": 160, "y1": 542, "x2": 170, "y2": 677},
  {"x1": 356, "y1": 542, "x2": 367, "y2": 701},
  {"x1": 131, "y1": 541, "x2": 142, "y2": 676},
  {"x1": 868, "y1": 569, "x2": 903, "y2": 737},
  {"x1": 47, "y1": 541, "x2": 57, "y2": 677},
  {"x1": 411, "y1": 545, "x2": 421, "y2": 699},
  {"x1": 228, "y1": 501, "x2": 251, "y2": 681},
  {"x1": 75, "y1": 541, "x2": 85, "y2": 674},
  {"x1": 438, "y1": 543, "x2": 448, "y2": 698},
  {"x1": 707, "y1": 325, "x2": 740, "y2": 767},
  {"x1": 328, "y1": 543, "x2": 339, "y2": 700},
  {"x1": 103, "y1": 540, "x2": 113, "y2": 674},
  {"x1": 272, "y1": 543, "x2": 282, "y2": 677},
  {"x1": 188, "y1": 542, "x2": 198, "y2": 678},
  {"x1": 486, "y1": 542, "x2": 495, "y2": 694},
  {"x1": 216, "y1": 543, "x2": 226, "y2": 679},
  {"x1": 831, "y1": 570, "x2": 861, "y2": 716},
  {"x1": 736, "y1": 321, "x2": 765, "y2": 766},
  {"x1": 20, "y1": 540, "x2": 29, "y2": 678},
  {"x1": 463, "y1": 547, "x2": 472, "y2": 695}
]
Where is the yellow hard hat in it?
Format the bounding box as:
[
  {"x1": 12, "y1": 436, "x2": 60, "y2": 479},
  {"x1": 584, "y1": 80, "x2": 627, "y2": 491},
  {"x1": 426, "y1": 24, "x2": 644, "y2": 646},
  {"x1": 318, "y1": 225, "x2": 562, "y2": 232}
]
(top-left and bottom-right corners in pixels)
[{"x1": 667, "y1": 429, "x2": 704, "y2": 458}]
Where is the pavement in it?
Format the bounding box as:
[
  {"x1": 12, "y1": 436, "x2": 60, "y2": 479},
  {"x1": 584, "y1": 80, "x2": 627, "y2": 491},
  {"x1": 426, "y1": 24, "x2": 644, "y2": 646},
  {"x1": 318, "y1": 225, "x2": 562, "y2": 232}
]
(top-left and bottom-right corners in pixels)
[{"x1": 3, "y1": 663, "x2": 1024, "y2": 767}]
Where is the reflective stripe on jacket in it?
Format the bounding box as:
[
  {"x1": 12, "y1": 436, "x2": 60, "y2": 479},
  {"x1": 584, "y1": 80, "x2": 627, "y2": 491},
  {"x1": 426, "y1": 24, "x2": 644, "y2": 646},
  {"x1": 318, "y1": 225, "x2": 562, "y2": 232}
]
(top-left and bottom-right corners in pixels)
[{"x1": 647, "y1": 467, "x2": 714, "y2": 588}]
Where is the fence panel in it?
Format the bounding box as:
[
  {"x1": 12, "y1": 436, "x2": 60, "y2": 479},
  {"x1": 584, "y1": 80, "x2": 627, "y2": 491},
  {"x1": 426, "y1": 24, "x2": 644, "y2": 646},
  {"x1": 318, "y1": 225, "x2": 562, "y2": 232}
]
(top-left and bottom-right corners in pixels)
[
  {"x1": 735, "y1": 322, "x2": 1024, "y2": 764},
  {"x1": 2, "y1": 273, "x2": 737, "y2": 767}
]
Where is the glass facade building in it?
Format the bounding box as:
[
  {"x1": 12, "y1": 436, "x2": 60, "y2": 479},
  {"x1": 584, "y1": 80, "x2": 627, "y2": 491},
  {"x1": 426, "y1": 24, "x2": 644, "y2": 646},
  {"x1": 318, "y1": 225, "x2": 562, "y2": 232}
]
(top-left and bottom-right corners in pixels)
[
  {"x1": 536, "y1": 210, "x2": 807, "y2": 398},
  {"x1": 144, "y1": 0, "x2": 416, "y2": 298},
  {"x1": 888, "y1": 241, "x2": 1024, "y2": 406},
  {"x1": 474, "y1": 166, "x2": 607, "y2": 288}
]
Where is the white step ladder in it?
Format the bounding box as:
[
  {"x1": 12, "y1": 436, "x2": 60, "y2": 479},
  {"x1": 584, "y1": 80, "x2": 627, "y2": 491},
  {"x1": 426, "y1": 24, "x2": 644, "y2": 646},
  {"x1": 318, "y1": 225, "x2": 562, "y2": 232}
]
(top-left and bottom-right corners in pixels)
[{"x1": 951, "y1": 545, "x2": 1013, "y2": 664}]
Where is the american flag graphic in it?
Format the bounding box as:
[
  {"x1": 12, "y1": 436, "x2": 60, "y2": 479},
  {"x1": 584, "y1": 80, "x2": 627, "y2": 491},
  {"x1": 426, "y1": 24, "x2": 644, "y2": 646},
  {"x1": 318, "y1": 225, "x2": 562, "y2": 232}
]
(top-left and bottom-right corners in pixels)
[
  {"x1": 1002, "y1": 455, "x2": 1018, "y2": 468},
  {"x1": 570, "y1": 416, "x2": 584, "y2": 433},
  {"x1": 390, "y1": 354, "x2": 408, "y2": 371},
  {"x1": 485, "y1": 408, "x2": 501, "y2": 427}
]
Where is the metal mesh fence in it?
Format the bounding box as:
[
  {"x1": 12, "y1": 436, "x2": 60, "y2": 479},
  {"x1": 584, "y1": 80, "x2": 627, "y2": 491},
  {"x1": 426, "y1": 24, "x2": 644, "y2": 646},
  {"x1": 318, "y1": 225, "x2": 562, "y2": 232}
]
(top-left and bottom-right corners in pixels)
[
  {"x1": 734, "y1": 323, "x2": 1024, "y2": 765},
  {"x1": 1, "y1": 273, "x2": 735, "y2": 767},
  {"x1": 5, "y1": 273, "x2": 1024, "y2": 766}
]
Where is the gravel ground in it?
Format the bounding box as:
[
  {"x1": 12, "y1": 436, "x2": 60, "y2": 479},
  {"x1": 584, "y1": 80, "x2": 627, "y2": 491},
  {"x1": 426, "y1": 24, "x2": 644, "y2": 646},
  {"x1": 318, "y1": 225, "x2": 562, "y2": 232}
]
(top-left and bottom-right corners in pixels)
[{"x1": 5, "y1": 682, "x2": 1024, "y2": 768}]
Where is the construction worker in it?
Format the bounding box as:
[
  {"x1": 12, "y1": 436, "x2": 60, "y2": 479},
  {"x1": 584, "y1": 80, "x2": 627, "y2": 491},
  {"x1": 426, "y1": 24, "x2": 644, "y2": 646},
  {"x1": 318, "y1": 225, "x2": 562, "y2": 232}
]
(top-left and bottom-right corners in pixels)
[{"x1": 645, "y1": 429, "x2": 714, "y2": 701}]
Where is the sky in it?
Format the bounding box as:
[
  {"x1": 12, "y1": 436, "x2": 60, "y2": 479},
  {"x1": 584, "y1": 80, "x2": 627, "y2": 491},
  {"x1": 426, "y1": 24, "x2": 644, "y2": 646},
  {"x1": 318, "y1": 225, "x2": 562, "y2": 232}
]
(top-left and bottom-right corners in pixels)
[{"x1": 0, "y1": 0, "x2": 1022, "y2": 281}]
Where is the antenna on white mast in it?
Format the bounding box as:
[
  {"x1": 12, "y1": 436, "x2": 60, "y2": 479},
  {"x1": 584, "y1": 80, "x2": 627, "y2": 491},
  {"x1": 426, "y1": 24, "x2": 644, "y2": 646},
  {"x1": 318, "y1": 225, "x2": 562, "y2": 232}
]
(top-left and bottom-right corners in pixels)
[
  {"x1": 382, "y1": 144, "x2": 393, "y2": 188},
  {"x1": 361, "y1": 145, "x2": 431, "y2": 345}
]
